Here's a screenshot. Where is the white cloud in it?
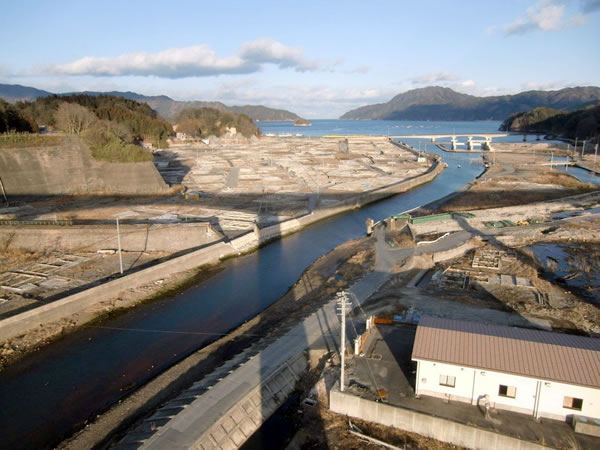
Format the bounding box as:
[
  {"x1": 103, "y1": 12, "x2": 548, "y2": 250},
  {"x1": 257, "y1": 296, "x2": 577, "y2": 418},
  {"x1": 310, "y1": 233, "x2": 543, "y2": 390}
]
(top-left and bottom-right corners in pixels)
[
  {"x1": 520, "y1": 80, "x2": 572, "y2": 90},
  {"x1": 343, "y1": 65, "x2": 370, "y2": 74},
  {"x1": 238, "y1": 38, "x2": 319, "y2": 72},
  {"x1": 410, "y1": 72, "x2": 458, "y2": 85},
  {"x1": 501, "y1": 0, "x2": 592, "y2": 36},
  {"x1": 42, "y1": 39, "x2": 325, "y2": 79}
]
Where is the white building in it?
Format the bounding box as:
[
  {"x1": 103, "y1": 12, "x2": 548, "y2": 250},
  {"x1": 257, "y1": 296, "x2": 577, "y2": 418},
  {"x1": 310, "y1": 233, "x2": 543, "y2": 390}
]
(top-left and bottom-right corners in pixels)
[{"x1": 412, "y1": 317, "x2": 600, "y2": 422}]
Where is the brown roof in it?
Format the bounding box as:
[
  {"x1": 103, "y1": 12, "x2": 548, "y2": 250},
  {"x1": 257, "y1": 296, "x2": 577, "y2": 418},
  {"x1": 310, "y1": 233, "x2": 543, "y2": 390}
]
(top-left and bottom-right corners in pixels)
[{"x1": 412, "y1": 316, "x2": 600, "y2": 389}]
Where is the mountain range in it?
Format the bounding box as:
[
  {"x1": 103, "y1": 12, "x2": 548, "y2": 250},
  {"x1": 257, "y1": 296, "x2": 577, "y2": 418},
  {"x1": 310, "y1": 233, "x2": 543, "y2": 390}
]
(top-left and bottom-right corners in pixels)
[
  {"x1": 340, "y1": 86, "x2": 600, "y2": 121},
  {"x1": 0, "y1": 83, "x2": 301, "y2": 122}
]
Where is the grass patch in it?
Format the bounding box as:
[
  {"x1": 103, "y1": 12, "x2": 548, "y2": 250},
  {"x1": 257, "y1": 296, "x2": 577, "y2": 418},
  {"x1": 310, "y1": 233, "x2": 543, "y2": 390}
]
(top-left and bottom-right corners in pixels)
[
  {"x1": 84, "y1": 128, "x2": 153, "y2": 163},
  {"x1": 0, "y1": 132, "x2": 63, "y2": 148},
  {"x1": 530, "y1": 171, "x2": 596, "y2": 190}
]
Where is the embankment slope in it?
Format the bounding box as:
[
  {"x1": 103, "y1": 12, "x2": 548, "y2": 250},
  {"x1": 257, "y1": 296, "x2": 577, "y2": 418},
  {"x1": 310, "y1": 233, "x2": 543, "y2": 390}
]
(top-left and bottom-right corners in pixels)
[{"x1": 0, "y1": 136, "x2": 168, "y2": 196}]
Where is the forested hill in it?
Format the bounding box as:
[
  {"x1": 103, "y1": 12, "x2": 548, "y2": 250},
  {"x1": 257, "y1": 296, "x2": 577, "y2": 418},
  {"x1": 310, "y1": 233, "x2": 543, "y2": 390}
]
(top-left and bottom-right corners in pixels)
[
  {"x1": 0, "y1": 83, "x2": 302, "y2": 122},
  {"x1": 340, "y1": 86, "x2": 600, "y2": 121},
  {"x1": 0, "y1": 83, "x2": 52, "y2": 102},
  {"x1": 78, "y1": 92, "x2": 302, "y2": 122},
  {"x1": 500, "y1": 103, "x2": 600, "y2": 140}
]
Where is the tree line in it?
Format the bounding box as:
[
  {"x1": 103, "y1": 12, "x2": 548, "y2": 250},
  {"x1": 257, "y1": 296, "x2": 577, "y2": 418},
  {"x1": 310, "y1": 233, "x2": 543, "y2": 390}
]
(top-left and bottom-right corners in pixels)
[
  {"x1": 175, "y1": 107, "x2": 259, "y2": 138},
  {"x1": 500, "y1": 103, "x2": 600, "y2": 141}
]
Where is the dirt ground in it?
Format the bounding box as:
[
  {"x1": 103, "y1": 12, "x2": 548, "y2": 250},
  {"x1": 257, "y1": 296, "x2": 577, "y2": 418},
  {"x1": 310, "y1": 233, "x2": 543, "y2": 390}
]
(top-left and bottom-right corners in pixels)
[
  {"x1": 417, "y1": 243, "x2": 600, "y2": 336},
  {"x1": 440, "y1": 152, "x2": 596, "y2": 212},
  {"x1": 285, "y1": 353, "x2": 462, "y2": 449}
]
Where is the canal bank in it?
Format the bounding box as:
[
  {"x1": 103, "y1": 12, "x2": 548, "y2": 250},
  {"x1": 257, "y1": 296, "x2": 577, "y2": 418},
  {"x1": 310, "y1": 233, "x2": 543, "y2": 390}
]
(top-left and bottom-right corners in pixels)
[
  {"x1": 0, "y1": 157, "x2": 444, "y2": 347},
  {"x1": 0, "y1": 147, "x2": 463, "y2": 450}
]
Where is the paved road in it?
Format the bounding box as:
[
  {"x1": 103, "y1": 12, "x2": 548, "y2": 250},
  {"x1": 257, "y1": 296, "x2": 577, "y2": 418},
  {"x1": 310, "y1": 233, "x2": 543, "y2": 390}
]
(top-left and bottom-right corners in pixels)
[{"x1": 121, "y1": 225, "x2": 476, "y2": 449}]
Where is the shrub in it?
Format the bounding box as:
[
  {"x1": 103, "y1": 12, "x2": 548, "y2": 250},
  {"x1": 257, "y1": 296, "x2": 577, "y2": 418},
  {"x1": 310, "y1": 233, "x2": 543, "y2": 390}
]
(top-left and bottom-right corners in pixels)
[
  {"x1": 83, "y1": 126, "x2": 152, "y2": 163},
  {"x1": 0, "y1": 131, "x2": 62, "y2": 148}
]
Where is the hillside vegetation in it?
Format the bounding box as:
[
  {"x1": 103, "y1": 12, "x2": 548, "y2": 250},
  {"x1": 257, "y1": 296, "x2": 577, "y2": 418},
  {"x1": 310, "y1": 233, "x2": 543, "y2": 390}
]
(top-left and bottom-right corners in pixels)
[
  {"x1": 0, "y1": 83, "x2": 302, "y2": 122},
  {"x1": 15, "y1": 94, "x2": 173, "y2": 146},
  {"x1": 175, "y1": 107, "x2": 260, "y2": 138},
  {"x1": 341, "y1": 86, "x2": 600, "y2": 121},
  {"x1": 500, "y1": 103, "x2": 600, "y2": 140},
  {"x1": 1, "y1": 95, "x2": 174, "y2": 162},
  {"x1": 0, "y1": 98, "x2": 38, "y2": 133}
]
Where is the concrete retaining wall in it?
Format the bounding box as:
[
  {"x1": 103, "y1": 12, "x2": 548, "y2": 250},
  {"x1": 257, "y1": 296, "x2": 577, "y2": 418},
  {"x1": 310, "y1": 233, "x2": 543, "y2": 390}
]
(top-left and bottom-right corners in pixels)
[
  {"x1": 0, "y1": 222, "x2": 219, "y2": 252},
  {"x1": 0, "y1": 241, "x2": 237, "y2": 343},
  {"x1": 432, "y1": 240, "x2": 478, "y2": 263},
  {"x1": 330, "y1": 388, "x2": 550, "y2": 450},
  {"x1": 191, "y1": 351, "x2": 309, "y2": 449},
  {"x1": 0, "y1": 137, "x2": 168, "y2": 196},
  {"x1": 230, "y1": 158, "x2": 444, "y2": 254}
]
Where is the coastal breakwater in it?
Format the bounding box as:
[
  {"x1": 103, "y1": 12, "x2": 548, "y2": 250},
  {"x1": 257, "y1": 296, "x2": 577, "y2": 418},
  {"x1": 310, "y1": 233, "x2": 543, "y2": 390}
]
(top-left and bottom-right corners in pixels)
[{"x1": 0, "y1": 158, "x2": 444, "y2": 345}]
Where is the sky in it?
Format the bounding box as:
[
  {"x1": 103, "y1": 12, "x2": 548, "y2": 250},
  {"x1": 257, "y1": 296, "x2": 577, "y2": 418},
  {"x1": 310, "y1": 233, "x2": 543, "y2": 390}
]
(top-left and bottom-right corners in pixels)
[{"x1": 1, "y1": 0, "x2": 599, "y2": 118}]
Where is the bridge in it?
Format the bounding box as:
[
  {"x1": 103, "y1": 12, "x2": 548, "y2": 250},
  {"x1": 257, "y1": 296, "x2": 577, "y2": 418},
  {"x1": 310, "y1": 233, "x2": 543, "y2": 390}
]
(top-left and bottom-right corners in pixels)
[
  {"x1": 390, "y1": 133, "x2": 510, "y2": 140},
  {"x1": 391, "y1": 133, "x2": 511, "y2": 150}
]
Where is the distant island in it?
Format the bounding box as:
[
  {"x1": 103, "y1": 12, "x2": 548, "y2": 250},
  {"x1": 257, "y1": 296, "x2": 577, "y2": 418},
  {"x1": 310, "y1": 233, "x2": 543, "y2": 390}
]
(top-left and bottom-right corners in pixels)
[
  {"x1": 340, "y1": 86, "x2": 600, "y2": 121},
  {"x1": 294, "y1": 118, "x2": 311, "y2": 127},
  {"x1": 0, "y1": 83, "x2": 302, "y2": 123}
]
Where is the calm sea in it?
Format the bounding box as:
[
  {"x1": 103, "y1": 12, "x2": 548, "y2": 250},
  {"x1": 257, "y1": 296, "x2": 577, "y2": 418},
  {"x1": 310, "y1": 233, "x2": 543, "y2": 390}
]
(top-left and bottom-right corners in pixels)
[{"x1": 259, "y1": 119, "x2": 532, "y2": 143}]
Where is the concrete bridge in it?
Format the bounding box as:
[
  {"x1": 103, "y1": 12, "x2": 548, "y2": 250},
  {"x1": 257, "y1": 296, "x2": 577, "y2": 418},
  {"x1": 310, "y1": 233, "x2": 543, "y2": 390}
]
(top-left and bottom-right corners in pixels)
[
  {"x1": 391, "y1": 133, "x2": 511, "y2": 150},
  {"x1": 390, "y1": 133, "x2": 510, "y2": 140}
]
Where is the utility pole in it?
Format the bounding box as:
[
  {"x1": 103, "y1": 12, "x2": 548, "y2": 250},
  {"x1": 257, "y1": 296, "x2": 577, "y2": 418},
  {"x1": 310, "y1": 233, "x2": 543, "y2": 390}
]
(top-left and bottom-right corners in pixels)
[
  {"x1": 0, "y1": 175, "x2": 8, "y2": 206},
  {"x1": 114, "y1": 211, "x2": 136, "y2": 275},
  {"x1": 116, "y1": 216, "x2": 123, "y2": 274},
  {"x1": 336, "y1": 291, "x2": 351, "y2": 392},
  {"x1": 582, "y1": 140, "x2": 586, "y2": 159},
  {"x1": 574, "y1": 137, "x2": 578, "y2": 159},
  {"x1": 594, "y1": 142, "x2": 598, "y2": 168}
]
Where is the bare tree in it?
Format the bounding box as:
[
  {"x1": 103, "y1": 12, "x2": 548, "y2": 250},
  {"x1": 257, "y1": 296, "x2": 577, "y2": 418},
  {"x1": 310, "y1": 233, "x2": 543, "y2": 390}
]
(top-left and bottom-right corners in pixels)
[{"x1": 54, "y1": 102, "x2": 96, "y2": 135}]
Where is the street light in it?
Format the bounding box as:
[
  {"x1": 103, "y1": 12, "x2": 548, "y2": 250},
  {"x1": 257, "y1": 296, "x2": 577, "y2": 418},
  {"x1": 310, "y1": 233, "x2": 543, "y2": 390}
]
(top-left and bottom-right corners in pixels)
[{"x1": 113, "y1": 211, "x2": 137, "y2": 274}]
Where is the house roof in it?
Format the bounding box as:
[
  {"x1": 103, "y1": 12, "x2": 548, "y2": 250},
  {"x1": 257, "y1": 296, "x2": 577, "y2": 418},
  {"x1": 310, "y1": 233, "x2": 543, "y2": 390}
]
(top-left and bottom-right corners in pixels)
[{"x1": 412, "y1": 316, "x2": 600, "y2": 389}]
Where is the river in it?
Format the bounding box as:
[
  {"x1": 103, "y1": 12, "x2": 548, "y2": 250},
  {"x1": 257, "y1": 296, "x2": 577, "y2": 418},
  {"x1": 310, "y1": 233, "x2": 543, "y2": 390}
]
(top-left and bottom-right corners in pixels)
[{"x1": 0, "y1": 121, "x2": 591, "y2": 449}]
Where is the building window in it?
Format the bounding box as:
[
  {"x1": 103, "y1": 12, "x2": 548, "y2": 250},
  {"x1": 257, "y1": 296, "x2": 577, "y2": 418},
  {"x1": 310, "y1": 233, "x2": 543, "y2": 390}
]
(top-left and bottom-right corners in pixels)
[
  {"x1": 563, "y1": 396, "x2": 583, "y2": 411},
  {"x1": 498, "y1": 384, "x2": 516, "y2": 398},
  {"x1": 439, "y1": 374, "x2": 456, "y2": 387}
]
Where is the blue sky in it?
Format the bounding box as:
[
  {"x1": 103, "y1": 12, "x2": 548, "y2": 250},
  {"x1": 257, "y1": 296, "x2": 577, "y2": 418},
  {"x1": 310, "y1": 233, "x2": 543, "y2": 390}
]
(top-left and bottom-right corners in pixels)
[{"x1": 1, "y1": 0, "x2": 599, "y2": 118}]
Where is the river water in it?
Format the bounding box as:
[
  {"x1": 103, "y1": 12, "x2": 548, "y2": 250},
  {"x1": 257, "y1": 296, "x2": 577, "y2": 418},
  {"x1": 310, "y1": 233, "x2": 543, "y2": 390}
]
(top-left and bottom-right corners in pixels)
[{"x1": 0, "y1": 121, "x2": 592, "y2": 449}]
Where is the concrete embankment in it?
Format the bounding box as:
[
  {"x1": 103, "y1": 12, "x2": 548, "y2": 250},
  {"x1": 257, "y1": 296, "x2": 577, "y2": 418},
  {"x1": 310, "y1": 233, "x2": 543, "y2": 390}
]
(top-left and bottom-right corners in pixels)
[
  {"x1": 0, "y1": 241, "x2": 236, "y2": 343},
  {"x1": 329, "y1": 387, "x2": 551, "y2": 450},
  {"x1": 0, "y1": 158, "x2": 444, "y2": 345},
  {"x1": 0, "y1": 136, "x2": 168, "y2": 196},
  {"x1": 0, "y1": 222, "x2": 218, "y2": 252}
]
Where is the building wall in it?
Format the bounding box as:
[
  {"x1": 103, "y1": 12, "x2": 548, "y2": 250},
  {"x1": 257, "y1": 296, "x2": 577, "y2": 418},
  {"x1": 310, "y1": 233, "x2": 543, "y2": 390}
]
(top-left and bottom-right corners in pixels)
[
  {"x1": 415, "y1": 359, "x2": 600, "y2": 421},
  {"x1": 536, "y1": 380, "x2": 600, "y2": 421}
]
